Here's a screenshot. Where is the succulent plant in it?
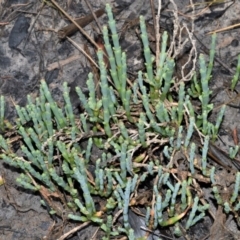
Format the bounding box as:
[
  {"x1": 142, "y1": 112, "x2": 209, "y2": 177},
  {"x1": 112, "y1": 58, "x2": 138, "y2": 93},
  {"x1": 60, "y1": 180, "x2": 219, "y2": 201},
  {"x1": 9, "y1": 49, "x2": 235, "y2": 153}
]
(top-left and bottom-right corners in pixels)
[{"x1": 1, "y1": 3, "x2": 240, "y2": 240}]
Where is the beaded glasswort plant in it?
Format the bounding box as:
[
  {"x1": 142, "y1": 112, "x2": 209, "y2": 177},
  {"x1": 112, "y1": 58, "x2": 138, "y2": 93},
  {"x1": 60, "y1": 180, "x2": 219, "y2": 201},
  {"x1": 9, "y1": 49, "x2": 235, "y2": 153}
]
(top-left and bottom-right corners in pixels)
[{"x1": 1, "y1": 3, "x2": 240, "y2": 239}]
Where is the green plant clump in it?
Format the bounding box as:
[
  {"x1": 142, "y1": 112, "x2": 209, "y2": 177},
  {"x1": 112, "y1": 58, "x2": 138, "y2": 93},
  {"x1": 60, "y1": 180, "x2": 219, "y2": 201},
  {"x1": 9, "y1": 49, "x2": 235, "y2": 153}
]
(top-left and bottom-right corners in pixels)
[{"x1": 1, "y1": 4, "x2": 240, "y2": 239}]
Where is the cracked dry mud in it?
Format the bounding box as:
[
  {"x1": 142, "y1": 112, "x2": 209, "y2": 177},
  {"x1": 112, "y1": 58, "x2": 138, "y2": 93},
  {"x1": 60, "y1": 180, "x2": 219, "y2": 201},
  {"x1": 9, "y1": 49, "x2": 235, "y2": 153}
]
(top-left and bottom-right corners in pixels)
[{"x1": 1, "y1": 0, "x2": 240, "y2": 239}]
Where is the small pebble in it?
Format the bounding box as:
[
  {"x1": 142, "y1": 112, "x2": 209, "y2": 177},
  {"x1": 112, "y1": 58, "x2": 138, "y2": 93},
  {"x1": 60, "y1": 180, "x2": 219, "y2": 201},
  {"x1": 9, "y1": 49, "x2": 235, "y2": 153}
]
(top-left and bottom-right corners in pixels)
[{"x1": 8, "y1": 15, "x2": 30, "y2": 49}]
